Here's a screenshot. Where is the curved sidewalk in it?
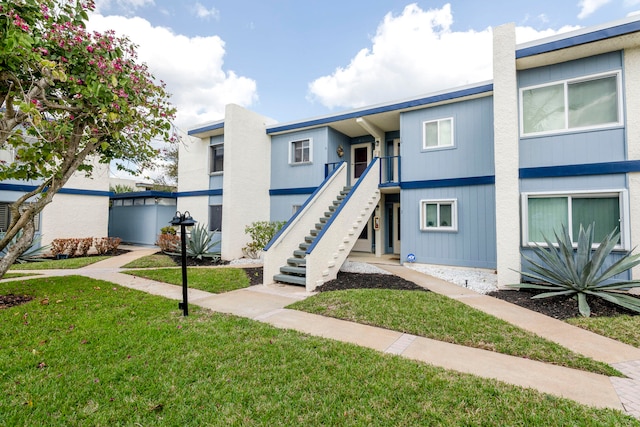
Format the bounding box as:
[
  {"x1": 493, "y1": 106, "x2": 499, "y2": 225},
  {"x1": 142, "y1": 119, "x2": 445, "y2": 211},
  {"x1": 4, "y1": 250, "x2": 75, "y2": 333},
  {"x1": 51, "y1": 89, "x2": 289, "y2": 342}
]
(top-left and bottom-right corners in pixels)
[{"x1": 9, "y1": 246, "x2": 640, "y2": 418}]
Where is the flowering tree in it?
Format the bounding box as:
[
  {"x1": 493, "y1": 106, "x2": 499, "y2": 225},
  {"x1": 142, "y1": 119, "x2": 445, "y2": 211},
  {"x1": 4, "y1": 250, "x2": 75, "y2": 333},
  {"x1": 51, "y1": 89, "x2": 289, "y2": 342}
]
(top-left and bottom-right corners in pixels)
[{"x1": 0, "y1": 0, "x2": 176, "y2": 275}]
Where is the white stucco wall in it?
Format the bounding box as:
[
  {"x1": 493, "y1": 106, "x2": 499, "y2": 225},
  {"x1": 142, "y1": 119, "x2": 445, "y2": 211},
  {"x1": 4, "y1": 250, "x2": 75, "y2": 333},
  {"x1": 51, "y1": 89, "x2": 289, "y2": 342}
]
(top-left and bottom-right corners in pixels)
[
  {"x1": 40, "y1": 162, "x2": 110, "y2": 245},
  {"x1": 493, "y1": 23, "x2": 522, "y2": 287},
  {"x1": 625, "y1": 47, "x2": 640, "y2": 279},
  {"x1": 221, "y1": 104, "x2": 273, "y2": 260},
  {"x1": 178, "y1": 134, "x2": 210, "y2": 193}
]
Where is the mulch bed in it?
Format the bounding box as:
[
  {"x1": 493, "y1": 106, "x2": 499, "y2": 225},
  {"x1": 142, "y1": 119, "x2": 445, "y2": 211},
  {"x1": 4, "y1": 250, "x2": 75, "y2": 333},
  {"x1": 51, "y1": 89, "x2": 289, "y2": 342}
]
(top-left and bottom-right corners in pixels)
[
  {"x1": 488, "y1": 288, "x2": 638, "y2": 319},
  {"x1": 0, "y1": 294, "x2": 33, "y2": 309},
  {"x1": 315, "y1": 272, "x2": 428, "y2": 292}
]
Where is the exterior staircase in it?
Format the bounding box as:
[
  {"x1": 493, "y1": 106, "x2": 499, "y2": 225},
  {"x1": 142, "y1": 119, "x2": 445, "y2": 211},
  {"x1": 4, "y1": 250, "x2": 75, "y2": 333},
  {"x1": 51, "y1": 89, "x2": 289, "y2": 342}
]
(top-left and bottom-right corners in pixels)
[
  {"x1": 263, "y1": 158, "x2": 381, "y2": 292},
  {"x1": 273, "y1": 186, "x2": 351, "y2": 286}
]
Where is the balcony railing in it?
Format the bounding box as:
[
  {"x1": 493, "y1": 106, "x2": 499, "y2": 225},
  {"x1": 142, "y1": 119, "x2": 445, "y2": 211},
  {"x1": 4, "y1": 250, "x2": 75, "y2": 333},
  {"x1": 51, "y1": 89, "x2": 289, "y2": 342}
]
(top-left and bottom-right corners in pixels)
[{"x1": 325, "y1": 156, "x2": 400, "y2": 187}]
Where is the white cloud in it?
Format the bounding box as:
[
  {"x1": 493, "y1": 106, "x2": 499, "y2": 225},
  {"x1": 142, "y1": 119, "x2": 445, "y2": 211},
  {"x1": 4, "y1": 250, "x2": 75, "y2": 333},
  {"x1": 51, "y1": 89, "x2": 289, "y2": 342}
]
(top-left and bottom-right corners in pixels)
[
  {"x1": 193, "y1": 2, "x2": 220, "y2": 20},
  {"x1": 308, "y1": 3, "x2": 581, "y2": 111},
  {"x1": 577, "y1": 0, "x2": 613, "y2": 19},
  {"x1": 93, "y1": 0, "x2": 155, "y2": 14},
  {"x1": 86, "y1": 14, "x2": 258, "y2": 128}
]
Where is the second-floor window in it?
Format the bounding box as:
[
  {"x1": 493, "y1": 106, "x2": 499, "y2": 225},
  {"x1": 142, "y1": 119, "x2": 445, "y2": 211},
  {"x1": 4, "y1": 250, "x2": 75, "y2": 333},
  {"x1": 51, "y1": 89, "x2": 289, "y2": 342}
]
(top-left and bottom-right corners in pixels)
[
  {"x1": 520, "y1": 72, "x2": 621, "y2": 136},
  {"x1": 423, "y1": 118, "x2": 454, "y2": 150},
  {"x1": 210, "y1": 143, "x2": 224, "y2": 173},
  {"x1": 290, "y1": 139, "x2": 311, "y2": 164}
]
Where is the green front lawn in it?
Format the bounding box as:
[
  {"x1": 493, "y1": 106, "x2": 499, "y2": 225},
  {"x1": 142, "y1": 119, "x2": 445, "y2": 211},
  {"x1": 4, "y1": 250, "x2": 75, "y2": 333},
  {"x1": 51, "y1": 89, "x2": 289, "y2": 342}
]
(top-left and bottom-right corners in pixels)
[
  {"x1": 0, "y1": 276, "x2": 635, "y2": 426},
  {"x1": 568, "y1": 315, "x2": 640, "y2": 348},
  {"x1": 289, "y1": 288, "x2": 621, "y2": 376},
  {"x1": 121, "y1": 253, "x2": 177, "y2": 268},
  {"x1": 123, "y1": 267, "x2": 250, "y2": 294},
  {"x1": 9, "y1": 256, "x2": 111, "y2": 270}
]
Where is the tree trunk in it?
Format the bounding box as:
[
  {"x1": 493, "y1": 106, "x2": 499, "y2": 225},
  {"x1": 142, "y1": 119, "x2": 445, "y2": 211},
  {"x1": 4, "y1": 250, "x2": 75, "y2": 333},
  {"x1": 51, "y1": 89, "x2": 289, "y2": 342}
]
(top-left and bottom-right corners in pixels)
[{"x1": 0, "y1": 220, "x2": 35, "y2": 276}]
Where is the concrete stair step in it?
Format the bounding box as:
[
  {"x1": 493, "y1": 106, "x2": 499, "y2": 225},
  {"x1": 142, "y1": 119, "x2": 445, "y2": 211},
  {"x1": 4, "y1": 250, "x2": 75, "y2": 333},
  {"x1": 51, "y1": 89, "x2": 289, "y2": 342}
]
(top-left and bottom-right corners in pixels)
[
  {"x1": 304, "y1": 235, "x2": 315, "y2": 243},
  {"x1": 293, "y1": 249, "x2": 307, "y2": 257},
  {"x1": 287, "y1": 257, "x2": 306, "y2": 266},
  {"x1": 299, "y1": 242, "x2": 310, "y2": 250},
  {"x1": 280, "y1": 265, "x2": 306, "y2": 275},
  {"x1": 274, "y1": 274, "x2": 306, "y2": 286}
]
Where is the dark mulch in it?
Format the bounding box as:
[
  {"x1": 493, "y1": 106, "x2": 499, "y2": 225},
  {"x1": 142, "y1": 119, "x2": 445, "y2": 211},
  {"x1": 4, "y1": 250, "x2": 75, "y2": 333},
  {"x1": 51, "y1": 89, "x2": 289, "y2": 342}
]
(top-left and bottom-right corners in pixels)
[
  {"x1": 167, "y1": 254, "x2": 229, "y2": 267},
  {"x1": 315, "y1": 272, "x2": 428, "y2": 292},
  {"x1": 0, "y1": 294, "x2": 33, "y2": 309},
  {"x1": 488, "y1": 288, "x2": 639, "y2": 319},
  {"x1": 244, "y1": 267, "x2": 263, "y2": 286}
]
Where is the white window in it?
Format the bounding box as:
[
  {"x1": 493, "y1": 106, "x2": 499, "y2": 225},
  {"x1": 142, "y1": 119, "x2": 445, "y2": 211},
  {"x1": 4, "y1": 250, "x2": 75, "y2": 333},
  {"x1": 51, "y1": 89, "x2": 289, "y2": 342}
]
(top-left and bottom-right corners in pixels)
[
  {"x1": 420, "y1": 199, "x2": 458, "y2": 231},
  {"x1": 290, "y1": 139, "x2": 312, "y2": 164},
  {"x1": 520, "y1": 72, "x2": 621, "y2": 136},
  {"x1": 521, "y1": 190, "x2": 629, "y2": 249},
  {"x1": 210, "y1": 143, "x2": 224, "y2": 174},
  {"x1": 292, "y1": 205, "x2": 302, "y2": 215},
  {"x1": 422, "y1": 118, "x2": 454, "y2": 150}
]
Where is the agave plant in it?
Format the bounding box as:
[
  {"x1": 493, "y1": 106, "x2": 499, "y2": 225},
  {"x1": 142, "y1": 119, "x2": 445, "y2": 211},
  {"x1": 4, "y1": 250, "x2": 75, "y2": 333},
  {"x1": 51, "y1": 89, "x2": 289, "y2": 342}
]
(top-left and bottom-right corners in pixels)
[
  {"x1": 186, "y1": 224, "x2": 221, "y2": 260},
  {"x1": 513, "y1": 223, "x2": 640, "y2": 317}
]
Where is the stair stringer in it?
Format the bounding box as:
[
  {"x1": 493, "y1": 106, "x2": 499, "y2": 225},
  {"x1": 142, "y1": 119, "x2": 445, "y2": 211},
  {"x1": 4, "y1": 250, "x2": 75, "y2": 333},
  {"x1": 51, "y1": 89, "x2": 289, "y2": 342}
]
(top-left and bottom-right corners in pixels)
[
  {"x1": 263, "y1": 163, "x2": 348, "y2": 285},
  {"x1": 305, "y1": 159, "x2": 381, "y2": 292}
]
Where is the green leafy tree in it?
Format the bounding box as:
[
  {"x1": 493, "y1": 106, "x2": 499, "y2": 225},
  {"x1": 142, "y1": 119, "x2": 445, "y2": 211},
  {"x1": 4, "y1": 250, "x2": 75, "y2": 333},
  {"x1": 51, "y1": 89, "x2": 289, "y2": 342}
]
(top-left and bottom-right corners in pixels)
[{"x1": 0, "y1": 0, "x2": 176, "y2": 275}]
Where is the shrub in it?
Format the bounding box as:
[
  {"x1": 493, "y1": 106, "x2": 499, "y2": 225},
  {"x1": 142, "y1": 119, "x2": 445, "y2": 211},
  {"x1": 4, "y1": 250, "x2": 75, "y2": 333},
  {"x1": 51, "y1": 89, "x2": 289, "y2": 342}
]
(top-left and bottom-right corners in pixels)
[
  {"x1": 156, "y1": 233, "x2": 180, "y2": 253},
  {"x1": 76, "y1": 237, "x2": 94, "y2": 257},
  {"x1": 242, "y1": 221, "x2": 286, "y2": 259},
  {"x1": 94, "y1": 237, "x2": 122, "y2": 255},
  {"x1": 160, "y1": 226, "x2": 177, "y2": 235},
  {"x1": 512, "y1": 223, "x2": 640, "y2": 317},
  {"x1": 50, "y1": 238, "x2": 67, "y2": 257}
]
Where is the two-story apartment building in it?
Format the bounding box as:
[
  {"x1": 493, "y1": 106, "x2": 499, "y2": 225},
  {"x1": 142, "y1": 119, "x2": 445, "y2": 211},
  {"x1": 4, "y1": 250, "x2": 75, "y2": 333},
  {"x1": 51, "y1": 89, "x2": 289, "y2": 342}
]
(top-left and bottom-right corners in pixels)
[{"x1": 183, "y1": 15, "x2": 640, "y2": 291}]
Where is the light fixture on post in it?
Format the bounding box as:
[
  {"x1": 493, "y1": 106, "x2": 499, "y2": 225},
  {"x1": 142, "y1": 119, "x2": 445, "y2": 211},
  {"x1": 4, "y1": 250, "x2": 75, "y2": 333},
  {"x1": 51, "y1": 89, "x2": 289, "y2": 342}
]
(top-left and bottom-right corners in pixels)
[{"x1": 169, "y1": 211, "x2": 196, "y2": 316}]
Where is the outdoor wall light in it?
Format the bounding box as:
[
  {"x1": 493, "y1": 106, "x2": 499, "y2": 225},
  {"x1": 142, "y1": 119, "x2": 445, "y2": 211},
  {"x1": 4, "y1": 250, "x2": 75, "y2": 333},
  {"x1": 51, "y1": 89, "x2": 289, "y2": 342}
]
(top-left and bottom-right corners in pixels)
[{"x1": 170, "y1": 211, "x2": 196, "y2": 316}]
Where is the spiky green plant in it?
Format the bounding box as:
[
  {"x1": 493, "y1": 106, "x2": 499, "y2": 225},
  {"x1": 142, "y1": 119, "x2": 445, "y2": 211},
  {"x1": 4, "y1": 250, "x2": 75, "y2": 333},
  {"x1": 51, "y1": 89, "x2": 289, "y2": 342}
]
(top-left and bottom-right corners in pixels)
[{"x1": 513, "y1": 223, "x2": 640, "y2": 317}]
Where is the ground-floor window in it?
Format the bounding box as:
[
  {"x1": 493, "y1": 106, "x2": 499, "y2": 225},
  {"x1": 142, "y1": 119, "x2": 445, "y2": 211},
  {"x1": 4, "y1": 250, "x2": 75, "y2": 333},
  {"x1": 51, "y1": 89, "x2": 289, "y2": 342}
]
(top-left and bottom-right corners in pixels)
[
  {"x1": 0, "y1": 202, "x2": 40, "y2": 232},
  {"x1": 522, "y1": 190, "x2": 628, "y2": 248},
  {"x1": 420, "y1": 199, "x2": 458, "y2": 231},
  {"x1": 209, "y1": 205, "x2": 222, "y2": 232}
]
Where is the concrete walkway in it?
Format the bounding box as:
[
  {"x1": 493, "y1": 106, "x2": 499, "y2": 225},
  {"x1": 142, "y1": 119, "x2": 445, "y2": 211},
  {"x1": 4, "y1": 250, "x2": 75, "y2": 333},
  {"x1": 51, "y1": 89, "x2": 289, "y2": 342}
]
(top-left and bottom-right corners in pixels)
[{"x1": 9, "y1": 246, "x2": 640, "y2": 419}]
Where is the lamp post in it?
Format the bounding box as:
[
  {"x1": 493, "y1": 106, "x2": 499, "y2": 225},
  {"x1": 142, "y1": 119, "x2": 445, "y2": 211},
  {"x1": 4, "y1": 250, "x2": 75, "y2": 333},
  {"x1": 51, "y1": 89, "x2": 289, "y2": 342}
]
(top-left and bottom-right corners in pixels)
[{"x1": 170, "y1": 211, "x2": 196, "y2": 316}]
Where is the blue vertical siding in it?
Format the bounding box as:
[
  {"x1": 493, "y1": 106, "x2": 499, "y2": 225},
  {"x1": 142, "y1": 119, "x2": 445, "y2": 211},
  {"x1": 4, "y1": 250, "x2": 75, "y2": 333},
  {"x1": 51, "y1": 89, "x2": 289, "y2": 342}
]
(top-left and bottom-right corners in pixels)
[
  {"x1": 518, "y1": 51, "x2": 622, "y2": 87},
  {"x1": 400, "y1": 184, "x2": 496, "y2": 269},
  {"x1": 400, "y1": 96, "x2": 495, "y2": 183},
  {"x1": 270, "y1": 127, "x2": 330, "y2": 190},
  {"x1": 270, "y1": 194, "x2": 312, "y2": 222}
]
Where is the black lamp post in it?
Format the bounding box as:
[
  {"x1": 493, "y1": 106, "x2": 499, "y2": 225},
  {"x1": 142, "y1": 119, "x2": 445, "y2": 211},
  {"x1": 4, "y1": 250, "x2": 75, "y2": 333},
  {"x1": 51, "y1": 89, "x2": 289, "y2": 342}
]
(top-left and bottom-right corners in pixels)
[{"x1": 170, "y1": 211, "x2": 196, "y2": 316}]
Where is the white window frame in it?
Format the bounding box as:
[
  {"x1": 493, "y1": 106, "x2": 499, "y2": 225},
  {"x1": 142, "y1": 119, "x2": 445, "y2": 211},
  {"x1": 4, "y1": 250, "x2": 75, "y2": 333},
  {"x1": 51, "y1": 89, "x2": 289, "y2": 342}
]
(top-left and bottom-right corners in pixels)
[
  {"x1": 422, "y1": 117, "x2": 454, "y2": 150},
  {"x1": 209, "y1": 142, "x2": 224, "y2": 175},
  {"x1": 521, "y1": 189, "x2": 629, "y2": 250},
  {"x1": 420, "y1": 199, "x2": 458, "y2": 232},
  {"x1": 292, "y1": 204, "x2": 302, "y2": 215},
  {"x1": 519, "y1": 71, "x2": 623, "y2": 137},
  {"x1": 289, "y1": 138, "x2": 312, "y2": 164}
]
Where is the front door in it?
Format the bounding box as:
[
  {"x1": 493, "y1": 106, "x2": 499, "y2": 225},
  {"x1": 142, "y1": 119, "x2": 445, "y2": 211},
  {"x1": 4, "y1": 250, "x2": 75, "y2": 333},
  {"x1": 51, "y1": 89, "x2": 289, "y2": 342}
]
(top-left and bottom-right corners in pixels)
[
  {"x1": 350, "y1": 143, "x2": 372, "y2": 184},
  {"x1": 385, "y1": 202, "x2": 401, "y2": 255},
  {"x1": 351, "y1": 143, "x2": 373, "y2": 252}
]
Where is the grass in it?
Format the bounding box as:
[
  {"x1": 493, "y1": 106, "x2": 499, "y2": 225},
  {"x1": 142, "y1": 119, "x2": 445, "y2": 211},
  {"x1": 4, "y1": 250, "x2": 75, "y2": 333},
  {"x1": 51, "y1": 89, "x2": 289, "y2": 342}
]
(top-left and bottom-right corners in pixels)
[
  {"x1": 9, "y1": 256, "x2": 111, "y2": 270},
  {"x1": 121, "y1": 253, "x2": 177, "y2": 268},
  {"x1": 289, "y1": 289, "x2": 622, "y2": 377},
  {"x1": 568, "y1": 315, "x2": 640, "y2": 348},
  {"x1": 122, "y1": 267, "x2": 250, "y2": 294},
  {"x1": 0, "y1": 276, "x2": 637, "y2": 426}
]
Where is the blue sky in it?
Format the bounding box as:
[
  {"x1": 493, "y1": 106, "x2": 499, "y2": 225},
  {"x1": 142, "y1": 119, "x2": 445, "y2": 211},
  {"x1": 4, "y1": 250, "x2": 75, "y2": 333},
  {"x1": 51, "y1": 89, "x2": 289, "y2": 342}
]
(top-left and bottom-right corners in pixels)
[{"x1": 89, "y1": 0, "x2": 640, "y2": 132}]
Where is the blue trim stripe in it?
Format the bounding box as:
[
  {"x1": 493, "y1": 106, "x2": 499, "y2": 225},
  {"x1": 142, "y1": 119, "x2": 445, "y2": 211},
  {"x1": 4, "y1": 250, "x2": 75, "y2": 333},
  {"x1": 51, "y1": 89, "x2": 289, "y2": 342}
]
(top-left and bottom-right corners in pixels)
[
  {"x1": 269, "y1": 187, "x2": 317, "y2": 196},
  {"x1": 175, "y1": 189, "x2": 223, "y2": 197},
  {"x1": 519, "y1": 160, "x2": 640, "y2": 179},
  {"x1": 187, "y1": 121, "x2": 224, "y2": 135},
  {"x1": 264, "y1": 162, "x2": 345, "y2": 251},
  {"x1": 516, "y1": 20, "x2": 640, "y2": 58},
  {"x1": 266, "y1": 84, "x2": 493, "y2": 134},
  {"x1": 0, "y1": 183, "x2": 110, "y2": 197},
  {"x1": 401, "y1": 175, "x2": 495, "y2": 190}
]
